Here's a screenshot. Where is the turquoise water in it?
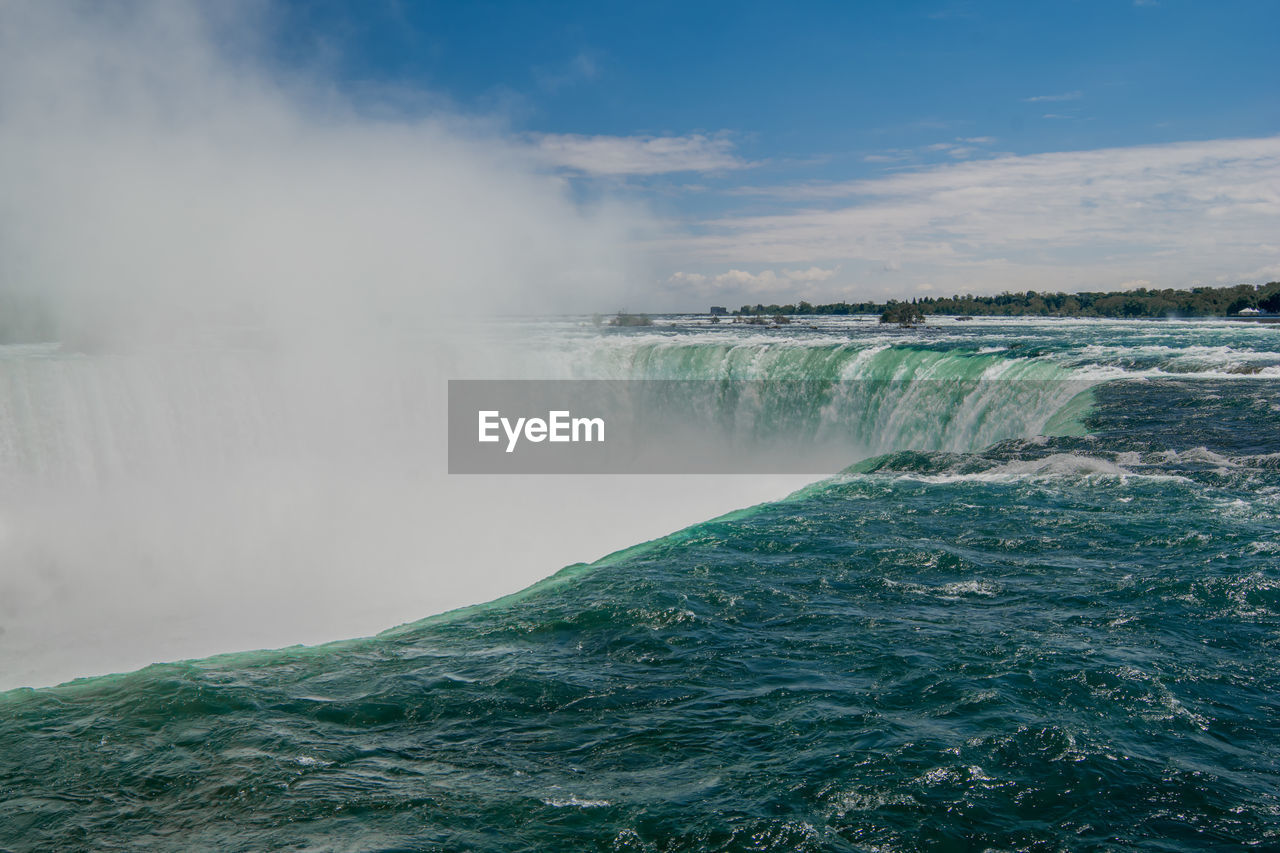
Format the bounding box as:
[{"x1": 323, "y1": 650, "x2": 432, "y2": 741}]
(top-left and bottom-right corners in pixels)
[{"x1": 3, "y1": 318, "x2": 1280, "y2": 850}]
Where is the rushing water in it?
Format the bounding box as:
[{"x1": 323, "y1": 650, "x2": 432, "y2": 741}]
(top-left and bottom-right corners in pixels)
[{"x1": 3, "y1": 317, "x2": 1280, "y2": 850}]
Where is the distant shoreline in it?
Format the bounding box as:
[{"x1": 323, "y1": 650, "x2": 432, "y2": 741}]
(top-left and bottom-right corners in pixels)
[{"x1": 711, "y1": 280, "x2": 1280, "y2": 322}]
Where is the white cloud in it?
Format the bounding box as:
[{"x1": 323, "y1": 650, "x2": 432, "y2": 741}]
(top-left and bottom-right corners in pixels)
[
  {"x1": 785, "y1": 266, "x2": 838, "y2": 282},
  {"x1": 666, "y1": 266, "x2": 838, "y2": 295},
  {"x1": 1239, "y1": 262, "x2": 1280, "y2": 281},
  {"x1": 860, "y1": 137, "x2": 994, "y2": 167},
  {"x1": 1023, "y1": 91, "x2": 1083, "y2": 103},
  {"x1": 658, "y1": 135, "x2": 1280, "y2": 298},
  {"x1": 533, "y1": 132, "x2": 750, "y2": 176}
]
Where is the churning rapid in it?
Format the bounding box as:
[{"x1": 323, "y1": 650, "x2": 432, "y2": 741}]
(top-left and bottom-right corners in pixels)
[{"x1": 3, "y1": 316, "x2": 1280, "y2": 850}]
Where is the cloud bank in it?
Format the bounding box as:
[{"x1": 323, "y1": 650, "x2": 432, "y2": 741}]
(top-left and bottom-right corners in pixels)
[
  {"x1": 666, "y1": 267, "x2": 838, "y2": 299},
  {"x1": 662, "y1": 135, "x2": 1280, "y2": 302}
]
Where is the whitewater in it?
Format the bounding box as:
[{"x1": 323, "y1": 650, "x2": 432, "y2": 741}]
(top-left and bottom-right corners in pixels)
[{"x1": 3, "y1": 315, "x2": 1280, "y2": 850}]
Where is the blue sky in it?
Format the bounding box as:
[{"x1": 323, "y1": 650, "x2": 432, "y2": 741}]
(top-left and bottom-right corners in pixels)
[
  {"x1": 267, "y1": 0, "x2": 1269, "y2": 312},
  {"x1": 6, "y1": 1, "x2": 1278, "y2": 313},
  {"x1": 273, "y1": 1, "x2": 1277, "y2": 151},
  {"x1": 263, "y1": 0, "x2": 1280, "y2": 309}
]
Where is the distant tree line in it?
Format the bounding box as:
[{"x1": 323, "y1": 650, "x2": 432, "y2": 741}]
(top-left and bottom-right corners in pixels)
[{"x1": 730, "y1": 281, "x2": 1280, "y2": 319}]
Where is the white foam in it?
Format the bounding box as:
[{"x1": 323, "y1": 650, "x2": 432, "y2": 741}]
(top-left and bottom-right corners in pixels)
[{"x1": 895, "y1": 453, "x2": 1149, "y2": 484}]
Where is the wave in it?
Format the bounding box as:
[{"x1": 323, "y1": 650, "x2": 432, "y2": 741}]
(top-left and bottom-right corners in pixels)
[{"x1": 849, "y1": 450, "x2": 1149, "y2": 483}]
